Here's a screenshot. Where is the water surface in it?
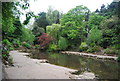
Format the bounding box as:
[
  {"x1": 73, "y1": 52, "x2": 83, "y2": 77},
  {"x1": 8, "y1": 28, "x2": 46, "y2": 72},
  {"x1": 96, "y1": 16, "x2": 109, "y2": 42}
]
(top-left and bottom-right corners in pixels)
[{"x1": 27, "y1": 50, "x2": 119, "y2": 79}]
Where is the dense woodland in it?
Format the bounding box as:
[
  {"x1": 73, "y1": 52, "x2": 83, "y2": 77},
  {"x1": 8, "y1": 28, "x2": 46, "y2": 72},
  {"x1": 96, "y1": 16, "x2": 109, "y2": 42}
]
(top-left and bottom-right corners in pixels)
[{"x1": 1, "y1": 1, "x2": 120, "y2": 64}]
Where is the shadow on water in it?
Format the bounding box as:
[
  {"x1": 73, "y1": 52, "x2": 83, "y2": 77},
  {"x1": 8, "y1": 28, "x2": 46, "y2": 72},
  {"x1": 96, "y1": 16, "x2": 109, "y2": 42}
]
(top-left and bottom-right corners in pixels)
[{"x1": 26, "y1": 49, "x2": 119, "y2": 79}]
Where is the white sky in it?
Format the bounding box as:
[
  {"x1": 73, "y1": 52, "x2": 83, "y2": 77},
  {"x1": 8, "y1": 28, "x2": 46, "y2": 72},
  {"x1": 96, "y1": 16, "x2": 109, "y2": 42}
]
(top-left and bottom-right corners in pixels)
[{"x1": 29, "y1": 0, "x2": 114, "y2": 15}]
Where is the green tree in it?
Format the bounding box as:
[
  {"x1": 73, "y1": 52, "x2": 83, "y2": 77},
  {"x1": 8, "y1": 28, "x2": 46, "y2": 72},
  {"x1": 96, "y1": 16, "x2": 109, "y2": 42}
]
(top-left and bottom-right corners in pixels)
[
  {"x1": 87, "y1": 27, "x2": 102, "y2": 46},
  {"x1": 87, "y1": 13, "x2": 105, "y2": 30},
  {"x1": 46, "y1": 24, "x2": 61, "y2": 44},
  {"x1": 2, "y1": 2, "x2": 16, "y2": 39},
  {"x1": 34, "y1": 12, "x2": 49, "y2": 32},
  {"x1": 46, "y1": 6, "x2": 62, "y2": 25},
  {"x1": 21, "y1": 27, "x2": 35, "y2": 44},
  {"x1": 58, "y1": 37, "x2": 68, "y2": 50},
  {"x1": 100, "y1": 16, "x2": 120, "y2": 49}
]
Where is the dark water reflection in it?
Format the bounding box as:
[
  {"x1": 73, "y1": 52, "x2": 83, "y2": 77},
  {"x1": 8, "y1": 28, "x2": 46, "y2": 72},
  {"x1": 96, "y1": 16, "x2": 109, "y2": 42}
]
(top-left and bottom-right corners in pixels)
[{"x1": 28, "y1": 50, "x2": 119, "y2": 79}]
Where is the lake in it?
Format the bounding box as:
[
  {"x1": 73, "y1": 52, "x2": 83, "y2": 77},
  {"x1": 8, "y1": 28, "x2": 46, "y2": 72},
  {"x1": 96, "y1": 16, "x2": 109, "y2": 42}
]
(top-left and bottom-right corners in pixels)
[{"x1": 27, "y1": 49, "x2": 119, "y2": 79}]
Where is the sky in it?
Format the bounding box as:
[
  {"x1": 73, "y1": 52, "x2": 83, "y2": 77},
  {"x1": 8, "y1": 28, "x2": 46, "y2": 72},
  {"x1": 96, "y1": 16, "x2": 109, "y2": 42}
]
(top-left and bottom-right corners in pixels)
[{"x1": 29, "y1": 0, "x2": 114, "y2": 15}]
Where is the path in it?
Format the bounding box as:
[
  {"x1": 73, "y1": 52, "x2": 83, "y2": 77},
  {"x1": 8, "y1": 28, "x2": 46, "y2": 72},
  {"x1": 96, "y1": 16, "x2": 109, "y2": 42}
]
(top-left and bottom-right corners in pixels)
[
  {"x1": 4, "y1": 50, "x2": 95, "y2": 79},
  {"x1": 61, "y1": 51, "x2": 118, "y2": 61}
]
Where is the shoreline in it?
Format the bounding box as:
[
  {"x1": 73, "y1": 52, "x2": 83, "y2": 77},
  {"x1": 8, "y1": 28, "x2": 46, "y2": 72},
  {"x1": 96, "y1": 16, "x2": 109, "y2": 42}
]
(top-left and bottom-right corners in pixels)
[
  {"x1": 4, "y1": 50, "x2": 95, "y2": 79},
  {"x1": 61, "y1": 51, "x2": 118, "y2": 61}
]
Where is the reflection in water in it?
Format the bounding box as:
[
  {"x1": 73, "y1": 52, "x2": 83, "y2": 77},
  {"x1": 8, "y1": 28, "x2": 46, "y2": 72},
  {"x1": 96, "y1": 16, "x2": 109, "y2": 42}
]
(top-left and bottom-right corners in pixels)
[{"x1": 28, "y1": 49, "x2": 118, "y2": 79}]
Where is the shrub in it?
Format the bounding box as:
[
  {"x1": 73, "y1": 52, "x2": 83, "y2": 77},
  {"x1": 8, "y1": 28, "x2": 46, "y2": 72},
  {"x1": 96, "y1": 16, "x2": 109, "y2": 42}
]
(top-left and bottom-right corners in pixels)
[
  {"x1": 79, "y1": 42, "x2": 88, "y2": 52},
  {"x1": 38, "y1": 33, "x2": 52, "y2": 49},
  {"x1": 22, "y1": 42, "x2": 31, "y2": 49},
  {"x1": 2, "y1": 39, "x2": 11, "y2": 47},
  {"x1": 58, "y1": 37, "x2": 68, "y2": 50},
  {"x1": 112, "y1": 44, "x2": 120, "y2": 49},
  {"x1": 87, "y1": 27, "x2": 102, "y2": 46},
  {"x1": 12, "y1": 39, "x2": 21, "y2": 48},
  {"x1": 104, "y1": 48, "x2": 119, "y2": 55},
  {"x1": 87, "y1": 46, "x2": 101, "y2": 53},
  {"x1": 2, "y1": 45, "x2": 10, "y2": 65},
  {"x1": 34, "y1": 45, "x2": 40, "y2": 49},
  {"x1": 48, "y1": 44, "x2": 57, "y2": 52},
  {"x1": 9, "y1": 47, "x2": 14, "y2": 51}
]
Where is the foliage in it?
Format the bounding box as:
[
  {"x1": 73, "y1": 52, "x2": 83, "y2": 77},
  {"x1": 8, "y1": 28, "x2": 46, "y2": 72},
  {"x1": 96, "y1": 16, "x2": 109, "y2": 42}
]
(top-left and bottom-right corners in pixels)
[
  {"x1": 22, "y1": 42, "x2": 31, "y2": 49},
  {"x1": 104, "y1": 48, "x2": 119, "y2": 55},
  {"x1": 12, "y1": 18, "x2": 23, "y2": 39},
  {"x1": 62, "y1": 21, "x2": 79, "y2": 39},
  {"x1": 2, "y1": 45, "x2": 10, "y2": 65},
  {"x1": 21, "y1": 27, "x2": 35, "y2": 44},
  {"x1": 60, "y1": 5, "x2": 90, "y2": 26},
  {"x1": 96, "y1": 2, "x2": 119, "y2": 17},
  {"x1": 86, "y1": 46, "x2": 101, "y2": 53},
  {"x1": 79, "y1": 42, "x2": 88, "y2": 52},
  {"x1": 46, "y1": 6, "x2": 62, "y2": 24},
  {"x1": 34, "y1": 12, "x2": 49, "y2": 32},
  {"x1": 100, "y1": 16, "x2": 120, "y2": 48},
  {"x1": 58, "y1": 37, "x2": 68, "y2": 50},
  {"x1": 12, "y1": 39, "x2": 21, "y2": 48},
  {"x1": 2, "y1": 1, "x2": 36, "y2": 65},
  {"x1": 46, "y1": 24, "x2": 61, "y2": 44},
  {"x1": 9, "y1": 47, "x2": 14, "y2": 51},
  {"x1": 32, "y1": 25, "x2": 45, "y2": 37},
  {"x1": 2, "y1": 2, "x2": 15, "y2": 39},
  {"x1": 2, "y1": 39, "x2": 11, "y2": 46},
  {"x1": 60, "y1": 5, "x2": 89, "y2": 49},
  {"x1": 2, "y1": 1, "x2": 35, "y2": 40},
  {"x1": 87, "y1": 27, "x2": 102, "y2": 46},
  {"x1": 38, "y1": 33, "x2": 52, "y2": 48},
  {"x1": 34, "y1": 45, "x2": 41, "y2": 49},
  {"x1": 48, "y1": 44, "x2": 58, "y2": 52},
  {"x1": 86, "y1": 13, "x2": 105, "y2": 32}
]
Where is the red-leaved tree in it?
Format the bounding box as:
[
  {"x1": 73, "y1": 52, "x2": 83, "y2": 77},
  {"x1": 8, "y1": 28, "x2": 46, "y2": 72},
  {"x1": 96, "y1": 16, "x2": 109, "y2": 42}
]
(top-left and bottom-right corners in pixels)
[{"x1": 38, "y1": 33, "x2": 52, "y2": 48}]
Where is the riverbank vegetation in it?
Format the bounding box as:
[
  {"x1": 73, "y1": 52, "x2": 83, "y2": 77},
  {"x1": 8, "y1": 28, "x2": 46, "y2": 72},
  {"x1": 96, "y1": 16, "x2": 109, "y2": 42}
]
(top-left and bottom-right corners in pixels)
[{"x1": 1, "y1": 0, "x2": 120, "y2": 65}]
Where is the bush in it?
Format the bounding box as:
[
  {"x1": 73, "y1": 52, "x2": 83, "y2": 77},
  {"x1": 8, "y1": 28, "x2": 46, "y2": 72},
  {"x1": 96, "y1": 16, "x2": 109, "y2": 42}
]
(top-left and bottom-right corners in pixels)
[
  {"x1": 87, "y1": 27, "x2": 102, "y2": 46},
  {"x1": 117, "y1": 56, "x2": 120, "y2": 62},
  {"x1": 79, "y1": 42, "x2": 88, "y2": 52},
  {"x1": 58, "y1": 37, "x2": 68, "y2": 50},
  {"x1": 34, "y1": 45, "x2": 40, "y2": 49},
  {"x1": 48, "y1": 44, "x2": 57, "y2": 52},
  {"x1": 2, "y1": 39, "x2": 11, "y2": 47},
  {"x1": 112, "y1": 44, "x2": 120, "y2": 49},
  {"x1": 22, "y1": 42, "x2": 31, "y2": 49},
  {"x1": 2, "y1": 45, "x2": 10, "y2": 65},
  {"x1": 87, "y1": 46, "x2": 101, "y2": 53},
  {"x1": 104, "y1": 48, "x2": 119, "y2": 55},
  {"x1": 12, "y1": 39, "x2": 21, "y2": 48},
  {"x1": 2, "y1": 47, "x2": 9, "y2": 60},
  {"x1": 9, "y1": 47, "x2": 14, "y2": 51}
]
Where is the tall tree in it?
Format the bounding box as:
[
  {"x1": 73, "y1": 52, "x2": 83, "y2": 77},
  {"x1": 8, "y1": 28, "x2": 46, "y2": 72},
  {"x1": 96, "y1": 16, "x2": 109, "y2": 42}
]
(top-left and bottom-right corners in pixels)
[
  {"x1": 34, "y1": 12, "x2": 49, "y2": 32},
  {"x1": 60, "y1": 5, "x2": 89, "y2": 49},
  {"x1": 46, "y1": 6, "x2": 62, "y2": 25}
]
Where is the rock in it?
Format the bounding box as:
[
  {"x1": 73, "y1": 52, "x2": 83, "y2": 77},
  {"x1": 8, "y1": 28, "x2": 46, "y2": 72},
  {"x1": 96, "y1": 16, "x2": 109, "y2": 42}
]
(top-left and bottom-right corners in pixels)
[
  {"x1": 77, "y1": 72, "x2": 95, "y2": 79},
  {"x1": 39, "y1": 59, "x2": 49, "y2": 63}
]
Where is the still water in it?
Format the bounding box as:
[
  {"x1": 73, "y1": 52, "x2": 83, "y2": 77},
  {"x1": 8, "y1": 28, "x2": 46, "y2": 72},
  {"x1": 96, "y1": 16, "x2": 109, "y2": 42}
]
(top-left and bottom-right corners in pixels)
[{"x1": 27, "y1": 50, "x2": 119, "y2": 79}]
